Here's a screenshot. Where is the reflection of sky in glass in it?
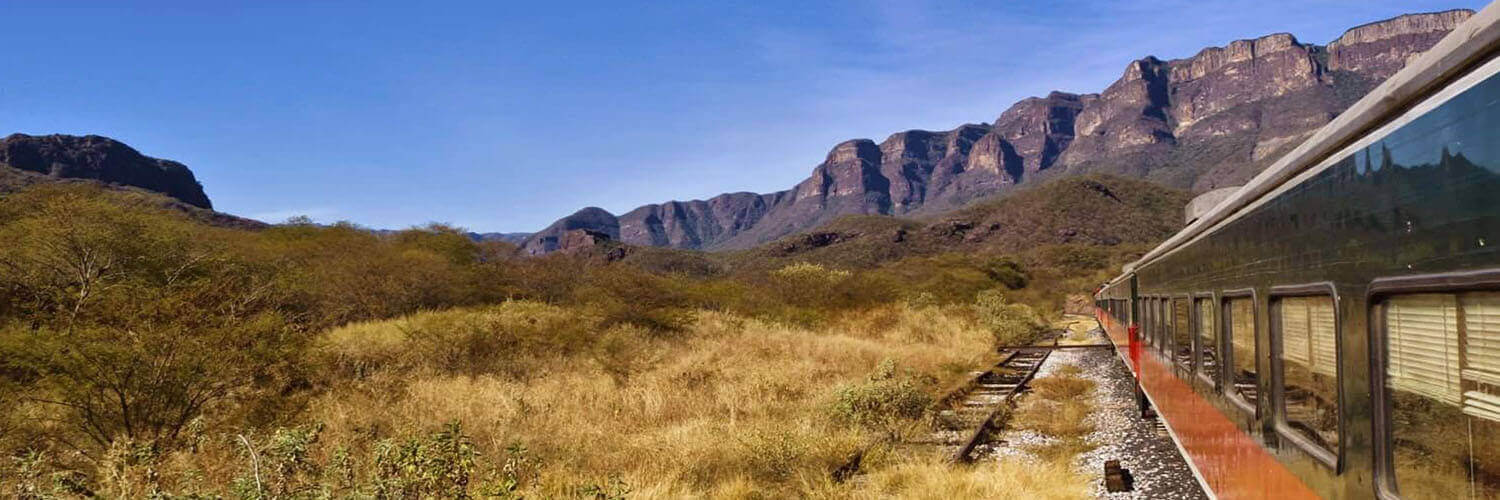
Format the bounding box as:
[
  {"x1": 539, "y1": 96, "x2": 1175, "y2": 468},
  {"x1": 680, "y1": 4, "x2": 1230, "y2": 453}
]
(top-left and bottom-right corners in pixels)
[{"x1": 1365, "y1": 71, "x2": 1500, "y2": 173}]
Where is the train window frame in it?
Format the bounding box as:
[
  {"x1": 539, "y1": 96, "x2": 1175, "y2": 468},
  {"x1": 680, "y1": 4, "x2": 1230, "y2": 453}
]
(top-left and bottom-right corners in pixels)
[
  {"x1": 1158, "y1": 297, "x2": 1171, "y2": 356},
  {"x1": 1154, "y1": 296, "x2": 1164, "y2": 351},
  {"x1": 1223, "y1": 288, "x2": 1260, "y2": 417},
  {"x1": 1138, "y1": 297, "x2": 1148, "y2": 345},
  {"x1": 1268, "y1": 282, "x2": 1342, "y2": 470},
  {"x1": 1152, "y1": 294, "x2": 1164, "y2": 352},
  {"x1": 1143, "y1": 297, "x2": 1156, "y2": 348},
  {"x1": 1193, "y1": 292, "x2": 1220, "y2": 391},
  {"x1": 1161, "y1": 298, "x2": 1174, "y2": 356},
  {"x1": 1172, "y1": 294, "x2": 1194, "y2": 374},
  {"x1": 1368, "y1": 269, "x2": 1500, "y2": 500}
]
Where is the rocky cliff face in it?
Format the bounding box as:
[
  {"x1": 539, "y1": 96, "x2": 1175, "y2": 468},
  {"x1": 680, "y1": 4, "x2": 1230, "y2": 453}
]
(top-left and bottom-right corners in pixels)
[
  {"x1": 0, "y1": 133, "x2": 213, "y2": 208},
  {"x1": 1329, "y1": 9, "x2": 1474, "y2": 80},
  {"x1": 527, "y1": 10, "x2": 1473, "y2": 253}
]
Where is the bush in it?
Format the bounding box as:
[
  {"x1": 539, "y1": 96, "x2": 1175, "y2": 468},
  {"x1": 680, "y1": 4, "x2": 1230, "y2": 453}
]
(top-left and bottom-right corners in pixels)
[
  {"x1": 973, "y1": 289, "x2": 1048, "y2": 346},
  {"x1": 770, "y1": 263, "x2": 851, "y2": 308},
  {"x1": 829, "y1": 360, "x2": 934, "y2": 433},
  {"x1": 981, "y1": 257, "x2": 1029, "y2": 290},
  {"x1": 590, "y1": 324, "x2": 654, "y2": 386},
  {"x1": 571, "y1": 266, "x2": 695, "y2": 333},
  {"x1": 0, "y1": 186, "x2": 307, "y2": 450},
  {"x1": 371, "y1": 421, "x2": 480, "y2": 499}
]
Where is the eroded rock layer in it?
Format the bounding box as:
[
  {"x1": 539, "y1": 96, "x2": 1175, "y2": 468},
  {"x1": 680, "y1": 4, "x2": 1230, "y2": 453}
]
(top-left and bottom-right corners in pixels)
[{"x1": 523, "y1": 10, "x2": 1472, "y2": 253}]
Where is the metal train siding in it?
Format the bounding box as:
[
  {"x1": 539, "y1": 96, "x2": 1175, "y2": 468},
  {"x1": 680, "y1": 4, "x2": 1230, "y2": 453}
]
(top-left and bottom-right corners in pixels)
[{"x1": 1096, "y1": 5, "x2": 1500, "y2": 499}]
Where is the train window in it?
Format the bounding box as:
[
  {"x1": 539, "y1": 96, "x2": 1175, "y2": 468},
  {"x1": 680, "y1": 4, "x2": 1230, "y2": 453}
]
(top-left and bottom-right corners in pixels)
[
  {"x1": 1197, "y1": 298, "x2": 1219, "y2": 384},
  {"x1": 1154, "y1": 299, "x2": 1165, "y2": 353},
  {"x1": 1160, "y1": 299, "x2": 1172, "y2": 355},
  {"x1": 1174, "y1": 298, "x2": 1193, "y2": 370},
  {"x1": 1152, "y1": 298, "x2": 1161, "y2": 347},
  {"x1": 1274, "y1": 296, "x2": 1339, "y2": 457},
  {"x1": 1157, "y1": 299, "x2": 1170, "y2": 354},
  {"x1": 1227, "y1": 297, "x2": 1259, "y2": 407},
  {"x1": 1383, "y1": 292, "x2": 1500, "y2": 498},
  {"x1": 1143, "y1": 299, "x2": 1154, "y2": 346}
]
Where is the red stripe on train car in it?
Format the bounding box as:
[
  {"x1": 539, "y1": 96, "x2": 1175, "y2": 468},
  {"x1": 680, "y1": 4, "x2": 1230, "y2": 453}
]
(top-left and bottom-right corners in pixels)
[{"x1": 1095, "y1": 307, "x2": 1318, "y2": 500}]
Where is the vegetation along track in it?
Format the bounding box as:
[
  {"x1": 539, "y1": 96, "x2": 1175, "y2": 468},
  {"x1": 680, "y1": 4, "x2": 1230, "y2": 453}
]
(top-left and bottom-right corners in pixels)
[{"x1": 930, "y1": 348, "x2": 1053, "y2": 463}]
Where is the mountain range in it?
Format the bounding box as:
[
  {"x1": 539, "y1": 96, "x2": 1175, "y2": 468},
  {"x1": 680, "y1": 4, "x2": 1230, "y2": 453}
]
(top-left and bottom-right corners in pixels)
[
  {"x1": 0, "y1": 10, "x2": 1474, "y2": 254},
  {"x1": 518, "y1": 9, "x2": 1473, "y2": 254}
]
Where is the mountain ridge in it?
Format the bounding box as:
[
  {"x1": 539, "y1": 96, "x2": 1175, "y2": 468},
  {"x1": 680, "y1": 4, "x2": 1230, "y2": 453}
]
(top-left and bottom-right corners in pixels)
[
  {"x1": 0, "y1": 133, "x2": 212, "y2": 209},
  {"x1": 522, "y1": 9, "x2": 1473, "y2": 255}
]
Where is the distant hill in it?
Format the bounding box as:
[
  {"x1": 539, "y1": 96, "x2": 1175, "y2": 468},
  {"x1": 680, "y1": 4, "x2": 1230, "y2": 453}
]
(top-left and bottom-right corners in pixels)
[
  {"x1": 0, "y1": 137, "x2": 265, "y2": 230},
  {"x1": 717, "y1": 174, "x2": 1191, "y2": 273},
  {"x1": 468, "y1": 232, "x2": 532, "y2": 244},
  {"x1": 0, "y1": 133, "x2": 213, "y2": 209},
  {"x1": 524, "y1": 10, "x2": 1472, "y2": 254}
]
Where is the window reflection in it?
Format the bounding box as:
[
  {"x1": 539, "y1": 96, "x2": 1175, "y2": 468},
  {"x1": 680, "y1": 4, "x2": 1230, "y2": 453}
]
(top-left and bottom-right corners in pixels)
[
  {"x1": 1174, "y1": 299, "x2": 1193, "y2": 369},
  {"x1": 1277, "y1": 296, "x2": 1339, "y2": 452},
  {"x1": 1143, "y1": 299, "x2": 1155, "y2": 347},
  {"x1": 1198, "y1": 299, "x2": 1219, "y2": 382},
  {"x1": 1387, "y1": 292, "x2": 1500, "y2": 499},
  {"x1": 1228, "y1": 297, "x2": 1258, "y2": 406}
]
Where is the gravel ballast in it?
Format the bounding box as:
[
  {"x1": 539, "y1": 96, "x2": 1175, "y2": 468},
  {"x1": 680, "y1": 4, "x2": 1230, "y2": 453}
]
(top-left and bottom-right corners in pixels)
[
  {"x1": 1073, "y1": 329, "x2": 1207, "y2": 499},
  {"x1": 982, "y1": 327, "x2": 1208, "y2": 499}
]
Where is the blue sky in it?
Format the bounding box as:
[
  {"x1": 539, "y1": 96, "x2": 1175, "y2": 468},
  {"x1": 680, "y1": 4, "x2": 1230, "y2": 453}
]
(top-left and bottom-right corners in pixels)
[{"x1": 2, "y1": 0, "x2": 1485, "y2": 232}]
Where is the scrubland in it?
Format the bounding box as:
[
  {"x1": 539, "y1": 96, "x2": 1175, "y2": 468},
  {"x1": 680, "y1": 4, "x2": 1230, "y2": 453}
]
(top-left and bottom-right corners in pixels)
[{"x1": 0, "y1": 183, "x2": 1139, "y2": 498}]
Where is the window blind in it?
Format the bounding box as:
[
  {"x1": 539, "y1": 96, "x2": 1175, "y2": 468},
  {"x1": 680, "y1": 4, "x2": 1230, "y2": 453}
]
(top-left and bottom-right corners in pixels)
[
  {"x1": 1462, "y1": 293, "x2": 1500, "y2": 422},
  {"x1": 1309, "y1": 298, "x2": 1338, "y2": 377},
  {"x1": 1198, "y1": 299, "x2": 1213, "y2": 343},
  {"x1": 1230, "y1": 299, "x2": 1255, "y2": 364},
  {"x1": 1387, "y1": 294, "x2": 1461, "y2": 405},
  {"x1": 1283, "y1": 299, "x2": 1312, "y2": 366}
]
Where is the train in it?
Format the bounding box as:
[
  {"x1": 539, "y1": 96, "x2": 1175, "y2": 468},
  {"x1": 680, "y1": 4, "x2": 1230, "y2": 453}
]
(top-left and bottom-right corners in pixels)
[{"x1": 1094, "y1": 4, "x2": 1500, "y2": 499}]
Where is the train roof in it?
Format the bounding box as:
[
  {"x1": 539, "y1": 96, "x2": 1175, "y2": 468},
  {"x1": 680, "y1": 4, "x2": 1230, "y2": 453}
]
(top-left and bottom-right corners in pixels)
[{"x1": 1115, "y1": 3, "x2": 1500, "y2": 281}]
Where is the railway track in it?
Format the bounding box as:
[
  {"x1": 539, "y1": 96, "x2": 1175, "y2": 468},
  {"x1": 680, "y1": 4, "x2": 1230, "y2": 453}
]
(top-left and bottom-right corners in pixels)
[
  {"x1": 832, "y1": 341, "x2": 1114, "y2": 481},
  {"x1": 926, "y1": 347, "x2": 1053, "y2": 463}
]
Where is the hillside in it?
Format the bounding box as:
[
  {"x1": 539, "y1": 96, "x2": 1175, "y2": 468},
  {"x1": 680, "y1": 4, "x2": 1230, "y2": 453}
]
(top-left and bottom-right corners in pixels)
[
  {"x1": 721, "y1": 174, "x2": 1189, "y2": 272},
  {"x1": 0, "y1": 133, "x2": 212, "y2": 208},
  {"x1": 523, "y1": 10, "x2": 1471, "y2": 254}
]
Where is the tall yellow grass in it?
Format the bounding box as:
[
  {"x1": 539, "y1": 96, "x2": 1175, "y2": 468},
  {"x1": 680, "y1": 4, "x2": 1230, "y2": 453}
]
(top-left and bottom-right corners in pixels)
[
  {"x1": 856, "y1": 457, "x2": 1091, "y2": 500},
  {"x1": 304, "y1": 301, "x2": 996, "y2": 496}
]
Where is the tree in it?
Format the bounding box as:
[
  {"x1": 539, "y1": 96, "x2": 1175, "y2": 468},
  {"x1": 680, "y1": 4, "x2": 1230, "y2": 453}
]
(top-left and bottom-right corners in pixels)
[{"x1": 0, "y1": 185, "x2": 306, "y2": 452}]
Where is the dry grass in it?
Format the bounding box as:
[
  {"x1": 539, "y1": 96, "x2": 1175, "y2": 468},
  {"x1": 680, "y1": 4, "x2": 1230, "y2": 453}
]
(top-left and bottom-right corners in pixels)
[
  {"x1": 855, "y1": 455, "x2": 1091, "y2": 500},
  {"x1": 1005, "y1": 364, "x2": 1099, "y2": 486},
  {"x1": 2, "y1": 299, "x2": 1066, "y2": 497},
  {"x1": 1054, "y1": 315, "x2": 1100, "y2": 346},
  {"x1": 302, "y1": 302, "x2": 995, "y2": 496}
]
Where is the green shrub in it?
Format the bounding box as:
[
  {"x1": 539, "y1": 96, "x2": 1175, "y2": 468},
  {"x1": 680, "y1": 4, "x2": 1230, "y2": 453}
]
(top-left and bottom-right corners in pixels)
[
  {"x1": 974, "y1": 289, "x2": 1047, "y2": 346},
  {"x1": 829, "y1": 360, "x2": 934, "y2": 433},
  {"x1": 770, "y1": 263, "x2": 851, "y2": 307},
  {"x1": 371, "y1": 421, "x2": 480, "y2": 499},
  {"x1": 981, "y1": 257, "x2": 1029, "y2": 290},
  {"x1": 739, "y1": 430, "x2": 810, "y2": 483}
]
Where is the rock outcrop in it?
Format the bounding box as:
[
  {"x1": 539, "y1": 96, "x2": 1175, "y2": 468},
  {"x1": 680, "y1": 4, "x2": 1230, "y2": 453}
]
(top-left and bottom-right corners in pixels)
[
  {"x1": 1328, "y1": 9, "x2": 1473, "y2": 80},
  {"x1": 0, "y1": 133, "x2": 212, "y2": 208},
  {"x1": 527, "y1": 10, "x2": 1473, "y2": 253},
  {"x1": 520, "y1": 207, "x2": 620, "y2": 255}
]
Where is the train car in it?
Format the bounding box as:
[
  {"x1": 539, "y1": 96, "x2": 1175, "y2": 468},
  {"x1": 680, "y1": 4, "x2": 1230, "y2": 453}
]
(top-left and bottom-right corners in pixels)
[{"x1": 1095, "y1": 4, "x2": 1500, "y2": 499}]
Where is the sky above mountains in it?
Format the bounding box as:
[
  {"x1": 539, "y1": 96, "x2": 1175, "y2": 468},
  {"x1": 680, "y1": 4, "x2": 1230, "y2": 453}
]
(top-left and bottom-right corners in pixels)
[{"x1": 2, "y1": 0, "x2": 1485, "y2": 232}]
